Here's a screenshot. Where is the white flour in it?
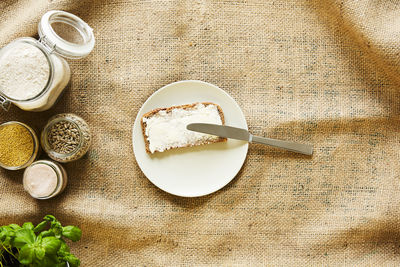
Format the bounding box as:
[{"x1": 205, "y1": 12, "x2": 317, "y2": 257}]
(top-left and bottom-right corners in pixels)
[{"x1": 0, "y1": 42, "x2": 49, "y2": 100}]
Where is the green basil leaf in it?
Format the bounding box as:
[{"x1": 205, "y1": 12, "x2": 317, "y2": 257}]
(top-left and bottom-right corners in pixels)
[
  {"x1": 37, "y1": 253, "x2": 60, "y2": 267},
  {"x1": 18, "y1": 244, "x2": 35, "y2": 265},
  {"x1": 34, "y1": 221, "x2": 48, "y2": 233},
  {"x1": 63, "y1": 253, "x2": 80, "y2": 267},
  {"x1": 0, "y1": 227, "x2": 15, "y2": 243},
  {"x1": 0, "y1": 228, "x2": 14, "y2": 246},
  {"x1": 49, "y1": 221, "x2": 63, "y2": 239},
  {"x1": 14, "y1": 228, "x2": 35, "y2": 248},
  {"x1": 62, "y1": 226, "x2": 82, "y2": 242},
  {"x1": 43, "y1": 216, "x2": 63, "y2": 238},
  {"x1": 23, "y1": 222, "x2": 34, "y2": 230},
  {"x1": 39, "y1": 230, "x2": 55, "y2": 238},
  {"x1": 0, "y1": 231, "x2": 5, "y2": 241},
  {"x1": 1, "y1": 237, "x2": 11, "y2": 247},
  {"x1": 36, "y1": 234, "x2": 42, "y2": 243},
  {"x1": 41, "y1": 236, "x2": 61, "y2": 255},
  {"x1": 8, "y1": 224, "x2": 21, "y2": 230},
  {"x1": 58, "y1": 240, "x2": 70, "y2": 254},
  {"x1": 44, "y1": 215, "x2": 56, "y2": 222},
  {"x1": 34, "y1": 247, "x2": 46, "y2": 260}
]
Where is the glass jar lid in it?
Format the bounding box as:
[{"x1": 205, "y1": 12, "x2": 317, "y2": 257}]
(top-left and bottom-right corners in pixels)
[
  {"x1": 38, "y1": 10, "x2": 95, "y2": 59},
  {"x1": 23, "y1": 160, "x2": 67, "y2": 199}
]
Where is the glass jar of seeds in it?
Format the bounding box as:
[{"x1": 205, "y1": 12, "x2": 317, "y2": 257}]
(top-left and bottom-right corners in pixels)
[
  {"x1": 0, "y1": 121, "x2": 39, "y2": 170},
  {"x1": 41, "y1": 113, "x2": 91, "y2": 163}
]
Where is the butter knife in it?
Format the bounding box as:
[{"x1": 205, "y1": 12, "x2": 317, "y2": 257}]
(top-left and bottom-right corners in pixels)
[{"x1": 187, "y1": 123, "x2": 313, "y2": 155}]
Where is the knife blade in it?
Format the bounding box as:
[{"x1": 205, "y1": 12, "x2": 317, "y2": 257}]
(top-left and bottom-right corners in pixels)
[{"x1": 187, "y1": 123, "x2": 313, "y2": 155}]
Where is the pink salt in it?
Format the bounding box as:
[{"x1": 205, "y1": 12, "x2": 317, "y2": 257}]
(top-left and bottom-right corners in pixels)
[{"x1": 24, "y1": 163, "x2": 57, "y2": 198}]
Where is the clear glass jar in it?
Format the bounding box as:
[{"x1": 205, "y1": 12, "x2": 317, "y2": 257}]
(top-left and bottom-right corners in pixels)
[
  {"x1": 0, "y1": 121, "x2": 39, "y2": 170},
  {"x1": 0, "y1": 10, "x2": 95, "y2": 112},
  {"x1": 41, "y1": 113, "x2": 91, "y2": 163},
  {"x1": 23, "y1": 160, "x2": 68, "y2": 199}
]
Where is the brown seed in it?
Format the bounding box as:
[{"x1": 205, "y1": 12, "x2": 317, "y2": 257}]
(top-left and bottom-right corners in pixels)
[{"x1": 47, "y1": 120, "x2": 81, "y2": 154}]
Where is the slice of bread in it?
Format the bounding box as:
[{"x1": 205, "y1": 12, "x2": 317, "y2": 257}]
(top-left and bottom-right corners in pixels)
[{"x1": 141, "y1": 102, "x2": 227, "y2": 153}]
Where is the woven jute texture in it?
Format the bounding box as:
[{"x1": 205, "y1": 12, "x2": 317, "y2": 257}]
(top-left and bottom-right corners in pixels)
[{"x1": 1, "y1": 0, "x2": 400, "y2": 266}]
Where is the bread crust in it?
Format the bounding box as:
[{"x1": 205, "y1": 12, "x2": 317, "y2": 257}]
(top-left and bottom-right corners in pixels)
[{"x1": 141, "y1": 102, "x2": 227, "y2": 153}]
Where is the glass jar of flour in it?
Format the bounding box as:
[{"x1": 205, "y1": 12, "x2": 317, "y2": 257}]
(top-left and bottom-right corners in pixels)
[{"x1": 0, "y1": 10, "x2": 95, "y2": 111}]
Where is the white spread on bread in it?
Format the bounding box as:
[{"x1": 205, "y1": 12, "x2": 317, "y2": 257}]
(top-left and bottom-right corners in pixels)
[{"x1": 142, "y1": 103, "x2": 223, "y2": 153}]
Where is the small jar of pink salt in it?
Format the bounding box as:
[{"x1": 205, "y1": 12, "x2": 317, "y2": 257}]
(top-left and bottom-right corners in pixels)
[{"x1": 23, "y1": 160, "x2": 67, "y2": 199}]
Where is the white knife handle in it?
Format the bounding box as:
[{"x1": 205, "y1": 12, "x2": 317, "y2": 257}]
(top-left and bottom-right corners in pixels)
[{"x1": 251, "y1": 135, "x2": 313, "y2": 155}]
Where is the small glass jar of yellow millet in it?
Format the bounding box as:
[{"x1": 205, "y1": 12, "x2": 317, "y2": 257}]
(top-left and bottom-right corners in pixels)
[{"x1": 0, "y1": 121, "x2": 39, "y2": 170}]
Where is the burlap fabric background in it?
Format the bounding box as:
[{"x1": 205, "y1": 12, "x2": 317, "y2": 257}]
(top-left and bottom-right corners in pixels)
[{"x1": 1, "y1": 0, "x2": 400, "y2": 265}]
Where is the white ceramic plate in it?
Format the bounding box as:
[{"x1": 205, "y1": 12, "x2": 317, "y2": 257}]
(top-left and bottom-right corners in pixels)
[{"x1": 132, "y1": 80, "x2": 248, "y2": 197}]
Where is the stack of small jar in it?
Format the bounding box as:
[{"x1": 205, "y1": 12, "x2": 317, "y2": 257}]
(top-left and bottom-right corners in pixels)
[
  {"x1": 0, "y1": 114, "x2": 91, "y2": 199},
  {"x1": 0, "y1": 10, "x2": 95, "y2": 199}
]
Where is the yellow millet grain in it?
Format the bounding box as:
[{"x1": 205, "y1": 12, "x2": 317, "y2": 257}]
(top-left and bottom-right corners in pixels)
[{"x1": 0, "y1": 124, "x2": 34, "y2": 167}]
